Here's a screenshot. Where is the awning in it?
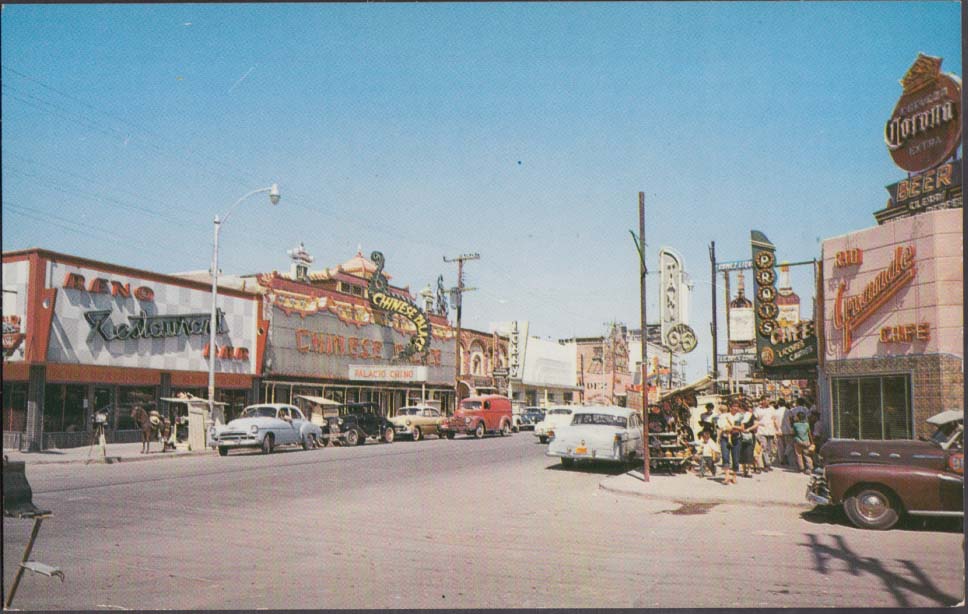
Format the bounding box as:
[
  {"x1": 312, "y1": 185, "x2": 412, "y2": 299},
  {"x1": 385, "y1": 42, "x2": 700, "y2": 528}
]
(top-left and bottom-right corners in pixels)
[
  {"x1": 295, "y1": 395, "x2": 341, "y2": 407},
  {"x1": 160, "y1": 396, "x2": 227, "y2": 407},
  {"x1": 927, "y1": 409, "x2": 964, "y2": 425},
  {"x1": 657, "y1": 375, "x2": 713, "y2": 402}
]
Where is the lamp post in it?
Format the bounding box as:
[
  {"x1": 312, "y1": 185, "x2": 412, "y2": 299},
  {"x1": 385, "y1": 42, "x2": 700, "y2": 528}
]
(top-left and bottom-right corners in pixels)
[{"x1": 208, "y1": 184, "x2": 280, "y2": 425}]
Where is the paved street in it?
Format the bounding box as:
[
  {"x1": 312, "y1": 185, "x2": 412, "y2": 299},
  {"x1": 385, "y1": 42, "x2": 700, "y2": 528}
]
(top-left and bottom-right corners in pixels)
[{"x1": 3, "y1": 434, "x2": 963, "y2": 609}]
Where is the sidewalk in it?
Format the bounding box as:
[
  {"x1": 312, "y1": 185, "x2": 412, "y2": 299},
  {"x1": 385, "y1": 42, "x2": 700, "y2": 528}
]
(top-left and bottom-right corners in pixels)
[
  {"x1": 599, "y1": 465, "x2": 815, "y2": 508},
  {"x1": 2, "y1": 442, "x2": 211, "y2": 466}
]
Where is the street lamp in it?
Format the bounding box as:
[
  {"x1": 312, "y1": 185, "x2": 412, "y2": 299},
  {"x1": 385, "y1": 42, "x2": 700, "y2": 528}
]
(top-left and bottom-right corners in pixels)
[{"x1": 208, "y1": 183, "x2": 280, "y2": 425}]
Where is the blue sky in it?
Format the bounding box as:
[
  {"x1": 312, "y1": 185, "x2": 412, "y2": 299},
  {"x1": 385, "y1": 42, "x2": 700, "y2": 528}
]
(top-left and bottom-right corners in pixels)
[{"x1": 2, "y1": 2, "x2": 962, "y2": 380}]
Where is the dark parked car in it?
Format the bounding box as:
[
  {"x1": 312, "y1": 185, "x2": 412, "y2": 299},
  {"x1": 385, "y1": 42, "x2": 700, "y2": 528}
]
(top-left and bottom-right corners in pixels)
[
  {"x1": 518, "y1": 408, "x2": 545, "y2": 431},
  {"x1": 807, "y1": 410, "x2": 963, "y2": 530},
  {"x1": 321, "y1": 402, "x2": 396, "y2": 446}
]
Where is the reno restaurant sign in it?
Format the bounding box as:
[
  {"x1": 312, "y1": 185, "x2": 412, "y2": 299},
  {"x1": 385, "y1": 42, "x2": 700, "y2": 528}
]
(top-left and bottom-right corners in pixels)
[{"x1": 884, "y1": 54, "x2": 962, "y2": 174}]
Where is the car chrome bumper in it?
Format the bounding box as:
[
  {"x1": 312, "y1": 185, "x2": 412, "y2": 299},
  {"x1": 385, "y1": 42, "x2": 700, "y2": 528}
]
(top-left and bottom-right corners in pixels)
[
  {"x1": 211, "y1": 437, "x2": 259, "y2": 448},
  {"x1": 806, "y1": 475, "x2": 831, "y2": 506}
]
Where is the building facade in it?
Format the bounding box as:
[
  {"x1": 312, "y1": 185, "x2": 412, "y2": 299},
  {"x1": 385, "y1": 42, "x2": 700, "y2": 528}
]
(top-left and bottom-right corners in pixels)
[
  {"x1": 820, "y1": 208, "x2": 963, "y2": 440},
  {"x1": 2, "y1": 249, "x2": 265, "y2": 450},
  {"x1": 251, "y1": 249, "x2": 459, "y2": 415}
]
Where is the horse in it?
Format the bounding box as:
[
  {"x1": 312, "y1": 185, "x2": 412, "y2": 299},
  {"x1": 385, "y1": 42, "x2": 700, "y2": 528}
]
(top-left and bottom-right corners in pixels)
[{"x1": 130, "y1": 406, "x2": 172, "y2": 454}]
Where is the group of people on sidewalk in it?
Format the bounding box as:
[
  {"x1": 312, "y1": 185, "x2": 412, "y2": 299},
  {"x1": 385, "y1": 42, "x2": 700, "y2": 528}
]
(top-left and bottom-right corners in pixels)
[{"x1": 695, "y1": 395, "x2": 823, "y2": 484}]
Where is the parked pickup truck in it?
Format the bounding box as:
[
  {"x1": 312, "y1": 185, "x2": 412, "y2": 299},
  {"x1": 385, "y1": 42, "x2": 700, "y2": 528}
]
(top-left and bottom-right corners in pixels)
[{"x1": 439, "y1": 395, "x2": 513, "y2": 439}]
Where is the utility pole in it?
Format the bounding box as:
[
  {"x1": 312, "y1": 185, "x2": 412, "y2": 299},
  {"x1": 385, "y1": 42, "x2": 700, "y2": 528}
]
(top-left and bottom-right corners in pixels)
[
  {"x1": 443, "y1": 252, "x2": 479, "y2": 413},
  {"x1": 630, "y1": 191, "x2": 650, "y2": 482},
  {"x1": 709, "y1": 241, "x2": 718, "y2": 382}
]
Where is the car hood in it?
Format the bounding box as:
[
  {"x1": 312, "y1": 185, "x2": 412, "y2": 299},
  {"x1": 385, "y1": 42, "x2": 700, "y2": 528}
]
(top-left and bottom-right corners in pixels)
[
  {"x1": 218, "y1": 417, "x2": 283, "y2": 431},
  {"x1": 820, "y1": 438, "x2": 946, "y2": 469}
]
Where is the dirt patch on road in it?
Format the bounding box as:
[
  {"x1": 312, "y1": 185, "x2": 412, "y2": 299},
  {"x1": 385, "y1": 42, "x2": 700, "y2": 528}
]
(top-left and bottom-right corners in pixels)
[{"x1": 658, "y1": 501, "x2": 720, "y2": 515}]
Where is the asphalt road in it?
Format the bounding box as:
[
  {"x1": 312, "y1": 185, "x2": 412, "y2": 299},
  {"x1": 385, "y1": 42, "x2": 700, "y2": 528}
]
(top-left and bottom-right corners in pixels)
[{"x1": 3, "y1": 432, "x2": 964, "y2": 609}]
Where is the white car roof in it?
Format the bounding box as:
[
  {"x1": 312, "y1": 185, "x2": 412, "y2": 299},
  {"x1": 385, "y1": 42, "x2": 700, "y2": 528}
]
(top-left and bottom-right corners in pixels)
[
  {"x1": 244, "y1": 403, "x2": 294, "y2": 410},
  {"x1": 572, "y1": 405, "x2": 636, "y2": 418}
]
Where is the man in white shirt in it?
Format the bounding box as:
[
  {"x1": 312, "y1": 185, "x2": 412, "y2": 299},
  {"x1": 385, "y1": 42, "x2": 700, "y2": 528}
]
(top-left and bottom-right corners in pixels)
[{"x1": 754, "y1": 396, "x2": 776, "y2": 470}]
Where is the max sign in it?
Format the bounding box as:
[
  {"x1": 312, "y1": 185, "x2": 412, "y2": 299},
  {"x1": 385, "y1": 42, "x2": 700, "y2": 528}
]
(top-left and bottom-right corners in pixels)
[{"x1": 367, "y1": 251, "x2": 430, "y2": 357}]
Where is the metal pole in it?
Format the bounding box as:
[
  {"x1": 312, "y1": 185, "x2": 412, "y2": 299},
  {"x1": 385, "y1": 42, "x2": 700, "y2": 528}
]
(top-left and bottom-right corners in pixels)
[
  {"x1": 709, "y1": 242, "x2": 718, "y2": 381},
  {"x1": 208, "y1": 216, "x2": 220, "y2": 427},
  {"x1": 724, "y1": 271, "x2": 732, "y2": 395},
  {"x1": 638, "y1": 192, "x2": 650, "y2": 482},
  {"x1": 454, "y1": 257, "x2": 463, "y2": 412}
]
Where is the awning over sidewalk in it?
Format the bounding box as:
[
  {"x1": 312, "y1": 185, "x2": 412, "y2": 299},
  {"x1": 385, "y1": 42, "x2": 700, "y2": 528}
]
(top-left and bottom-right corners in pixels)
[
  {"x1": 657, "y1": 375, "x2": 713, "y2": 403},
  {"x1": 294, "y1": 395, "x2": 341, "y2": 406}
]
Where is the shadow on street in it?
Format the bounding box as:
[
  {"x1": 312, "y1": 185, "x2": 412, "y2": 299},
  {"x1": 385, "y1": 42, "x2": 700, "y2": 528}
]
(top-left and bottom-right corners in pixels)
[
  {"x1": 543, "y1": 461, "x2": 630, "y2": 476},
  {"x1": 801, "y1": 506, "x2": 964, "y2": 534},
  {"x1": 800, "y1": 533, "x2": 963, "y2": 607}
]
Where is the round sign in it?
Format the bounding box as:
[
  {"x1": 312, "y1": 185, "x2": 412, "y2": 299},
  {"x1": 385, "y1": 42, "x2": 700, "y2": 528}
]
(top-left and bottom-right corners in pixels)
[
  {"x1": 757, "y1": 286, "x2": 776, "y2": 303},
  {"x1": 885, "y1": 72, "x2": 962, "y2": 173},
  {"x1": 754, "y1": 250, "x2": 774, "y2": 270},
  {"x1": 755, "y1": 269, "x2": 775, "y2": 286},
  {"x1": 758, "y1": 319, "x2": 777, "y2": 337},
  {"x1": 665, "y1": 323, "x2": 697, "y2": 354},
  {"x1": 760, "y1": 347, "x2": 775, "y2": 366},
  {"x1": 757, "y1": 302, "x2": 779, "y2": 320}
]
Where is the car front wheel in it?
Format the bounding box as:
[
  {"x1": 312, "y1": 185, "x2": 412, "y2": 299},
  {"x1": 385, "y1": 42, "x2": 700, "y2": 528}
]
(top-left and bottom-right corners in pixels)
[
  {"x1": 345, "y1": 429, "x2": 360, "y2": 446},
  {"x1": 382, "y1": 427, "x2": 394, "y2": 443},
  {"x1": 302, "y1": 433, "x2": 316, "y2": 450},
  {"x1": 474, "y1": 422, "x2": 486, "y2": 439},
  {"x1": 217, "y1": 446, "x2": 228, "y2": 457},
  {"x1": 843, "y1": 486, "x2": 901, "y2": 530},
  {"x1": 412, "y1": 427, "x2": 422, "y2": 442},
  {"x1": 445, "y1": 431, "x2": 455, "y2": 440},
  {"x1": 261, "y1": 433, "x2": 274, "y2": 455}
]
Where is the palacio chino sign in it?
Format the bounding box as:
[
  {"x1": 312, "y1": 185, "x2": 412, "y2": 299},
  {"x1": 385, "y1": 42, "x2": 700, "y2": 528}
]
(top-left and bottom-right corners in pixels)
[{"x1": 833, "y1": 245, "x2": 917, "y2": 352}]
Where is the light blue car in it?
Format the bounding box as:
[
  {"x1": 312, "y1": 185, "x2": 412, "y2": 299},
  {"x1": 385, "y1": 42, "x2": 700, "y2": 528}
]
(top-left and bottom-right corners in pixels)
[
  {"x1": 546, "y1": 405, "x2": 644, "y2": 467},
  {"x1": 210, "y1": 404, "x2": 323, "y2": 456}
]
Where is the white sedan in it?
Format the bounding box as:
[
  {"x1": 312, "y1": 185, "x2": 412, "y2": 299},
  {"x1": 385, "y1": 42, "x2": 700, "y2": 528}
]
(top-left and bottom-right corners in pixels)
[
  {"x1": 534, "y1": 406, "x2": 575, "y2": 443},
  {"x1": 210, "y1": 404, "x2": 323, "y2": 456},
  {"x1": 546, "y1": 406, "x2": 644, "y2": 467}
]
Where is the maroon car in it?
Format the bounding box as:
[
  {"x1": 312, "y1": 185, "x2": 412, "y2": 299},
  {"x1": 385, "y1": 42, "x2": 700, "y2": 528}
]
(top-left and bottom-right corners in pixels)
[{"x1": 807, "y1": 410, "x2": 963, "y2": 530}]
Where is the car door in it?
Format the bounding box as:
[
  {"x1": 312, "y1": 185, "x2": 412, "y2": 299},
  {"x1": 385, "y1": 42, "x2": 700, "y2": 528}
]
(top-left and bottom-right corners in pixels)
[
  {"x1": 289, "y1": 407, "x2": 306, "y2": 444},
  {"x1": 275, "y1": 407, "x2": 295, "y2": 444},
  {"x1": 629, "y1": 413, "x2": 644, "y2": 457}
]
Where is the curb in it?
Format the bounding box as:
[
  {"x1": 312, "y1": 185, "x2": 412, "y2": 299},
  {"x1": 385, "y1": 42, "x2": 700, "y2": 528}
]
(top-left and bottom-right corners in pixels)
[
  {"x1": 597, "y1": 478, "x2": 813, "y2": 509},
  {"x1": 4, "y1": 450, "x2": 213, "y2": 466}
]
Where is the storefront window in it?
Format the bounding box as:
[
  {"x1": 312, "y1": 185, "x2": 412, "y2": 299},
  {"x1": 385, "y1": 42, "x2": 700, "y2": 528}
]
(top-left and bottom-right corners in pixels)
[
  {"x1": 4, "y1": 382, "x2": 28, "y2": 432},
  {"x1": 833, "y1": 375, "x2": 911, "y2": 440},
  {"x1": 117, "y1": 386, "x2": 157, "y2": 430},
  {"x1": 43, "y1": 384, "x2": 87, "y2": 433},
  {"x1": 217, "y1": 389, "x2": 249, "y2": 422}
]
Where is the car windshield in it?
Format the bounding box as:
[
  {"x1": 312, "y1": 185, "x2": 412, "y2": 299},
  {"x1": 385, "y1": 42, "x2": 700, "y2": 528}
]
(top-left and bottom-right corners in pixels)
[
  {"x1": 929, "y1": 422, "x2": 963, "y2": 447},
  {"x1": 571, "y1": 413, "x2": 628, "y2": 428},
  {"x1": 241, "y1": 406, "x2": 277, "y2": 419},
  {"x1": 461, "y1": 401, "x2": 482, "y2": 410}
]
